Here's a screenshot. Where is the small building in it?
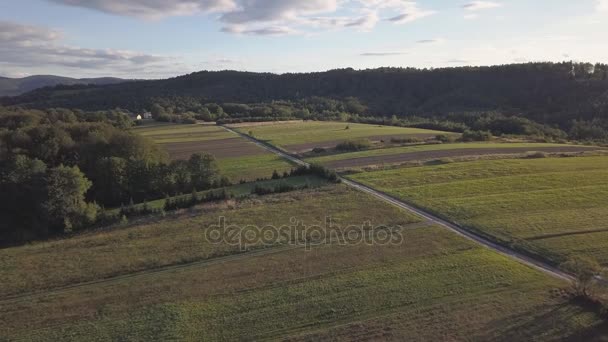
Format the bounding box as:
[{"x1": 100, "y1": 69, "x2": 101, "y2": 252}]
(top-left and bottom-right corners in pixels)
[
  {"x1": 136, "y1": 114, "x2": 142, "y2": 120},
  {"x1": 143, "y1": 111, "x2": 152, "y2": 119}
]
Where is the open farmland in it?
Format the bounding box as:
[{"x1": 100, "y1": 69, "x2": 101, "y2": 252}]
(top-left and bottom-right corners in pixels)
[
  {"x1": 134, "y1": 123, "x2": 294, "y2": 181},
  {"x1": 1, "y1": 185, "x2": 605, "y2": 341},
  {"x1": 306, "y1": 142, "x2": 602, "y2": 169},
  {"x1": 349, "y1": 156, "x2": 608, "y2": 266},
  {"x1": 235, "y1": 121, "x2": 458, "y2": 152}
]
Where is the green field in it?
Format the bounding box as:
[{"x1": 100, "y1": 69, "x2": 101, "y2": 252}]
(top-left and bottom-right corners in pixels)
[
  {"x1": 133, "y1": 123, "x2": 294, "y2": 181},
  {"x1": 306, "y1": 142, "x2": 573, "y2": 164},
  {"x1": 236, "y1": 121, "x2": 455, "y2": 150},
  {"x1": 134, "y1": 124, "x2": 234, "y2": 143},
  {"x1": 349, "y1": 156, "x2": 608, "y2": 266},
  {"x1": 217, "y1": 153, "x2": 295, "y2": 182},
  {"x1": 2, "y1": 185, "x2": 605, "y2": 340}
]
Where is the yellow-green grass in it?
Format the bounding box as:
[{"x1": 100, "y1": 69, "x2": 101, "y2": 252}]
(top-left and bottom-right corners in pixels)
[
  {"x1": 306, "y1": 142, "x2": 575, "y2": 164},
  {"x1": 107, "y1": 175, "x2": 327, "y2": 214},
  {"x1": 3, "y1": 226, "x2": 605, "y2": 340},
  {"x1": 135, "y1": 124, "x2": 234, "y2": 143},
  {"x1": 217, "y1": 153, "x2": 294, "y2": 182},
  {"x1": 349, "y1": 156, "x2": 608, "y2": 266},
  {"x1": 235, "y1": 121, "x2": 455, "y2": 149},
  {"x1": 0, "y1": 185, "x2": 421, "y2": 298}
]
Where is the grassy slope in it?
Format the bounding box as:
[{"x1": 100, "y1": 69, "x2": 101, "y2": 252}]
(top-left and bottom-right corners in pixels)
[
  {"x1": 0, "y1": 186, "x2": 420, "y2": 298},
  {"x1": 217, "y1": 153, "x2": 295, "y2": 181},
  {"x1": 349, "y1": 156, "x2": 608, "y2": 265},
  {"x1": 236, "y1": 121, "x2": 454, "y2": 147},
  {"x1": 306, "y1": 142, "x2": 572, "y2": 164},
  {"x1": 2, "y1": 186, "x2": 606, "y2": 340}
]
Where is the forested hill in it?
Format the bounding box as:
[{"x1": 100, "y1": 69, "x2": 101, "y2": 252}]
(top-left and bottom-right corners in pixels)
[
  {"x1": 0, "y1": 75, "x2": 127, "y2": 97},
  {"x1": 3, "y1": 62, "x2": 608, "y2": 128}
]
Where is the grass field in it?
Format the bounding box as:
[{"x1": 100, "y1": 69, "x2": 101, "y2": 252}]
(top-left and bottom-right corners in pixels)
[
  {"x1": 134, "y1": 123, "x2": 294, "y2": 181},
  {"x1": 134, "y1": 124, "x2": 234, "y2": 143},
  {"x1": 236, "y1": 121, "x2": 457, "y2": 152},
  {"x1": 305, "y1": 142, "x2": 589, "y2": 166},
  {"x1": 1, "y1": 186, "x2": 605, "y2": 340},
  {"x1": 349, "y1": 156, "x2": 608, "y2": 266}
]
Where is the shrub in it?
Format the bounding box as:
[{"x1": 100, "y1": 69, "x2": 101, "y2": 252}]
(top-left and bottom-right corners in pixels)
[
  {"x1": 390, "y1": 137, "x2": 421, "y2": 144},
  {"x1": 524, "y1": 151, "x2": 548, "y2": 159},
  {"x1": 435, "y1": 134, "x2": 452, "y2": 143},
  {"x1": 336, "y1": 139, "x2": 371, "y2": 151},
  {"x1": 462, "y1": 130, "x2": 492, "y2": 142}
]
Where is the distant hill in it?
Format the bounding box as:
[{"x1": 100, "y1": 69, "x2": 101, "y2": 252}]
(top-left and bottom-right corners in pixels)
[
  {"x1": 3, "y1": 63, "x2": 608, "y2": 131},
  {"x1": 0, "y1": 75, "x2": 127, "y2": 97}
]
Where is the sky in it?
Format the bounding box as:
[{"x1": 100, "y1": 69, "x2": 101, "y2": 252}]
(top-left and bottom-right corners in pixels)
[{"x1": 0, "y1": 0, "x2": 607, "y2": 79}]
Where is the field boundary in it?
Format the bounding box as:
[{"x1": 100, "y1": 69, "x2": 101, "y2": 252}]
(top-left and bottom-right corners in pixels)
[{"x1": 223, "y1": 125, "x2": 575, "y2": 283}]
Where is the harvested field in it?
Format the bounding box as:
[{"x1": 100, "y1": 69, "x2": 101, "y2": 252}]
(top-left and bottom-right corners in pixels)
[
  {"x1": 285, "y1": 133, "x2": 443, "y2": 153},
  {"x1": 162, "y1": 137, "x2": 266, "y2": 160},
  {"x1": 322, "y1": 145, "x2": 602, "y2": 169},
  {"x1": 225, "y1": 120, "x2": 303, "y2": 128}
]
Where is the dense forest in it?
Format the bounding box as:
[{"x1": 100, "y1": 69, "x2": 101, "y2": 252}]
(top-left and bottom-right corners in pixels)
[
  {"x1": 0, "y1": 107, "x2": 229, "y2": 244},
  {"x1": 3, "y1": 62, "x2": 608, "y2": 140}
]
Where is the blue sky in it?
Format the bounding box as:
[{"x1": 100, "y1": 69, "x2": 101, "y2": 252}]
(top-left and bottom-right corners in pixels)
[{"x1": 0, "y1": 0, "x2": 606, "y2": 78}]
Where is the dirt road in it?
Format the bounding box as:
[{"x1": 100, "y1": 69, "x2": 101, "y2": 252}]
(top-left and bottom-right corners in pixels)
[{"x1": 223, "y1": 126, "x2": 574, "y2": 282}]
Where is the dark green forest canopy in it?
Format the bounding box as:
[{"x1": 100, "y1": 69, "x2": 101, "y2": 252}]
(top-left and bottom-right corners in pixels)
[{"x1": 3, "y1": 62, "x2": 608, "y2": 131}]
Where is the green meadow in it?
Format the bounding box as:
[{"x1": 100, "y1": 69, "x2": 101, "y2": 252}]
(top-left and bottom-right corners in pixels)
[
  {"x1": 349, "y1": 156, "x2": 608, "y2": 266},
  {"x1": 236, "y1": 121, "x2": 454, "y2": 148},
  {"x1": 306, "y1": 142, "x2": 573, "y2": 164},
  {"x1": 2, "y1": 186, "x2": 605, "y2": 340}
]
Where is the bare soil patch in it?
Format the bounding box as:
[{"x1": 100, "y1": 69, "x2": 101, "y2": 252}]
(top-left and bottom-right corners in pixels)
[
  {"x1": 285, "y1": 134, "x2": 441, "y2": 153},
  {"x1": 225, "y1": 120, "x2": 304, "y2": 128},
  {"x1": 326, "y1": 146, "x2": 602, "y2": 169},
  {"x1": 162, "y1": 137, "x2": 266, "y2": 160}
]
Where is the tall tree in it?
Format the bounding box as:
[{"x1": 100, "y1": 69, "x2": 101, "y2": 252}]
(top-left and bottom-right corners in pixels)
[{"x1": 44, "y1": 165, "x2": 97, "y2": 232}]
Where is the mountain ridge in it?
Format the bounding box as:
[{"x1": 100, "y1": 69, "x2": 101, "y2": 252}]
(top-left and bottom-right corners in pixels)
[{"x1": 0, "y1": 75, "x2": 128, "y2": 97}]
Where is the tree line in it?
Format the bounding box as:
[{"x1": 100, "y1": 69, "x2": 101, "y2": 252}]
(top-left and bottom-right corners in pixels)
[
  {"x1": 0, "y1": 107, "x2": 226, "y2": 244},
  {"x1": 3, "y1": 62, "x2": 608, "y2": 141}
]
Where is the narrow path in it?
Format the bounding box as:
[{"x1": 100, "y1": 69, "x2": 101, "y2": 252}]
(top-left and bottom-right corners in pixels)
[{"x1": 222, "y1": 125, "x2": 574, "y2": 282}]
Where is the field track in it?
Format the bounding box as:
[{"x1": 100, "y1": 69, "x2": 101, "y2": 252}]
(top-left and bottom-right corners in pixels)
[
  {"x1": 323, "y1": 146, "x2": 602, "y2": 169},
  {"x1": 222, "y1": 125, "x2": 575, "y2": 282},
  {"x1": 284, "y1": 134, "x2": 443, "y2": 152}
]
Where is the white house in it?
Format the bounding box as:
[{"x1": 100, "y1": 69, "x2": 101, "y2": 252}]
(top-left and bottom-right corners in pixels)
[{"x1": 136, "y1": 114, "x2": 142, "y2": 120}]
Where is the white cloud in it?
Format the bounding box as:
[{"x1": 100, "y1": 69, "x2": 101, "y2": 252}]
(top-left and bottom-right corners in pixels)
[
  {"x1": 417, "y1": 38, "x2": 445, "y2": 44},
  {"x1": 386, "y1": 2, "x2": 436, "y2": 24},
  {"x1": 47, "y1": 0, "x2": 434, "y2": 35},
  {"x1": 360, "y1": 51, "x2": 407, "y2": 56},
  {"x1": 598, "y1": 0, "x2": 608, "y2": 11},
  {"x1": 463, "y1": 1, "x2": 502, "y2": 11},
  {"x1": 0, "y1": 21, "x2": 173, "y2": 74},
  {"x1": 221, "y1": 25, "x2": 296, "y2": 36},
  {"x1": 220, "y1": 0, "x2": 338, "y2": 24},
  {"x1": 48, "y1": 0, "x2": 236, "y2": 19}
]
